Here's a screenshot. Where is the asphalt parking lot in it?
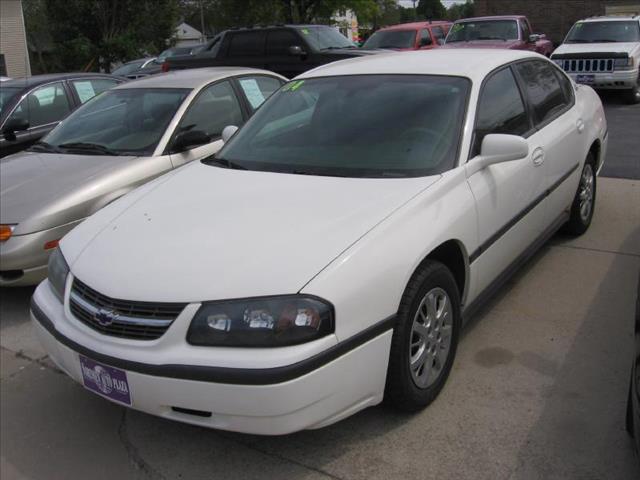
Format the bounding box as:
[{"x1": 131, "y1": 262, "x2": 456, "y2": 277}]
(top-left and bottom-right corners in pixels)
[{"x1": 1, "y1": 94, "x2": 639, "y2": 480}]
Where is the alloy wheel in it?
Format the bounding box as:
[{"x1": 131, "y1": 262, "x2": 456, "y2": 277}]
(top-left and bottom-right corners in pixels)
[{"x1": 409, "y1": 287, "x2": 453, "y2": 389}]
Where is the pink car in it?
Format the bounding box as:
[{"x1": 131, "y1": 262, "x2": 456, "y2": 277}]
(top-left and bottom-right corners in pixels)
[
  {"x1": 362, "y1": 21, "x2": 452, "y2": 51},
  {"x1": 444, "y1": 16, "x2": 554, "y2": 57}
]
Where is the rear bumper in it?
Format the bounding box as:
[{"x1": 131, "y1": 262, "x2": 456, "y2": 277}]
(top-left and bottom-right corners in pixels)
[{"x1": 30, "y1": 281, "x2": 393, "y2": 435}]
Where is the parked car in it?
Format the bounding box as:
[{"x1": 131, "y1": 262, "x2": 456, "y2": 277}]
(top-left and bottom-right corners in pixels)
[
  {"x1": 0, "y1": 76, "x2": 10, "y2": 82},
  {"x1": 444, "y1": 16, "x2": 553, "y2": 56},
  {"x1": 626, "y1": 273, "x2": 640, "y2": 457},
  {"x1": 0, "y1": 73, "x2": 125, "y2": 158},
  {"x1": 163, "y1": 25, "x2": 380, "y2": 79},
  {"x1": 112, "y1": 57, "x2": 157, "y2": 79},
  {"x1": 30, "y1": 49, "x2": 607, "y2": 435},
  {"x1": 361, "y1": 21, "x2": 452, "y2": 51},
  {"x1": 0, "y1": 68, "x2": 285, "y2": 286},
  {"x1": 122, "y1": 45, "x2": 207, "y2": 78},
  {"x1": 551, "y1": 15, "x2": 640, "y2": 104}
]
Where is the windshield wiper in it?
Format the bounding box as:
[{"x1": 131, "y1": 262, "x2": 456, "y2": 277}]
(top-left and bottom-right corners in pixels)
[
  {"x1": 320, "y1": 46, "x2": 354, "y2": 50},
  {"x1": 206, "y1": 157, "x2": 248, "y2": 170},
  {"x1": 476, "y1": 36, "x2": 507, "y2": 41},
  {"x1": 591, "y1": 39, "x2": 618, "y2": 43},
  {"x1": 58, "y1": 142, "x2": 120, "y2": 156},
  {"x1": 27, "y1": 141, "x2": 63, "y2": 153}
]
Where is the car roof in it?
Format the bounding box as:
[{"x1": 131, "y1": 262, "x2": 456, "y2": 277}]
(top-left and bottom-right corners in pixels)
[
  {"x1": 114, "y1": 67, "x2": 282, "y2": 90},
  {"x1": 298, "y1": 49, "x2": 541, "y2": 82},
  {"x1": 2, "y1": 72, "x2": 119, "y2": 90},
  {"x1": 377, "y1": 21, "x2": 451, "y2": 31},
  {"x1": 580, "y1": 16, "x2": 640, "y2": 22},
  {"x1": 455, "y1": 15, "x2": 525, "y2": 23}
]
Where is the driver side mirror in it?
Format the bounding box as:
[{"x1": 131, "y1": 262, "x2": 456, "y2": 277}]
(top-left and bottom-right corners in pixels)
[
  {"x1": 221, "y1": 125, "x2": 238, "y2": 144},
  {"x1": 528, "y1": 34, "x2": 541, "y2": 43},
  {"x1": 172, "y1": 129, "x2": 210, "y2": 153},
  {"x1": 437, "y1": 38, "x2": 445, "y2": 46},
  {"x1": 465, "y1": 134, "x2": 528, "y2": 177},
  {"x1": 2, "y1": 117, "x2": 29, "y2": 141},
  {"x1": 288, "y1": 45, "x2": 306, "y2": 56}
]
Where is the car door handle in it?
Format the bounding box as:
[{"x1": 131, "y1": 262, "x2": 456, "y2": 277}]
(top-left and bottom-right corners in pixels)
[
  {"x1": 576, "y1": 119, "x2": 585, "y2": 134},
  {"x1": 532, "y1": 147, "x2": 545, "y2": 167}
]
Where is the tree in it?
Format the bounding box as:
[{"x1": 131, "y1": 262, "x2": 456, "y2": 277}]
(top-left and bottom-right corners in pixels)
[
  {"x1": 43, "y1": 0, "x2": 179, "y2": 72},
  {"x1": 416, "y1": 0, "x2": 446, "y2": 20},
  {"x1": 446, "y1": 0, "x2": 474, "y2": 21}
]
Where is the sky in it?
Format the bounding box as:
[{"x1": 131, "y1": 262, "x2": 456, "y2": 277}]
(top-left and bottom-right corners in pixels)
[{"x1": 397, "y1": 0, "x2": 466, "y2": 7}]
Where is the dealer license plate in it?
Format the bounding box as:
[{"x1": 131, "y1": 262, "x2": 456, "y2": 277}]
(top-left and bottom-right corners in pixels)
[
  {"x1": 79, "y1": 355, "x2": 132, "y2": 405},
  {"x1": 576, "y1": 74, "x2": 595, "y2": 85}
]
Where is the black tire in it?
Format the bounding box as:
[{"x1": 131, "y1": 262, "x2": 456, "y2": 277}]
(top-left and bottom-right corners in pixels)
[
  {"x1": 385, "y1": 260, "x2": 461, "y2": 412},
  {"x1": 562, "y1": 153, "x2": 597, "y2": 236}
]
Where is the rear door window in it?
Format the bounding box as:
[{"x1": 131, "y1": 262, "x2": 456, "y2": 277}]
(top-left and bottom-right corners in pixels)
[
  {"x1": 71, "y1": 78, "x2": 120, "y2": 104},
  {"x1": 473, "y1": 67, "x2": 531, "y2": 156},
  {"x1": 227, "y1": 31, "x2": 266, "y2": 56},
  {"x1": 514, "y1": 60, "x2": 571, "y2": 126},
  {"x1": 419, "y1": 29, "x2": 433, "y2": 47}
]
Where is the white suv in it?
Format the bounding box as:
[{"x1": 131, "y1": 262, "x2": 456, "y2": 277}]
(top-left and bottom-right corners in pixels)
[{"x1": 552, "y1": 15, "x2": 640, "y2": 103}]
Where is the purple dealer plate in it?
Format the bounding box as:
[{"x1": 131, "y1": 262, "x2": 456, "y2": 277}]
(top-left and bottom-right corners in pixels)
[{"x1": 79, "y1": 355, "x2": 132, "y2": 405}]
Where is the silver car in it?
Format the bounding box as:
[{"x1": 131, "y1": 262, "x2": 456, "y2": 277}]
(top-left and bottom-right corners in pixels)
[{"x1": 0, "y1": 67, "x2": 285, "y2": 286}]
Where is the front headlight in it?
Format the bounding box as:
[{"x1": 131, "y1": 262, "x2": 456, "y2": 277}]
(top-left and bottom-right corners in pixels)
[
  {"x1": 187, "y1": 295, "x2": 334, "y2": 347},
  {"x1": 48, "y1": 248, "x2": 69, "y2": 302},
  {"x1": 614, "y1": 57, "x2": 635, "y2": 70}
]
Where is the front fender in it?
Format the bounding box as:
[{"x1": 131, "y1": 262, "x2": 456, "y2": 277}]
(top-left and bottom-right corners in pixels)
[{"x1": 301, "y1": 169, "x2": 478, "y2": 342}]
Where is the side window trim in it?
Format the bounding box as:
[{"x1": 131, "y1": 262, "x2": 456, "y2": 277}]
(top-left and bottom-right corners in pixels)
[
  {"x1": 468, "y1": 62, "x2": 535, "y2": 161},
  {"x1": 163, "y1": 78, "x2": 243, "y2": 155},
  {"x1": 511, "y1": 59, "x2": 575, "y2": 131}
]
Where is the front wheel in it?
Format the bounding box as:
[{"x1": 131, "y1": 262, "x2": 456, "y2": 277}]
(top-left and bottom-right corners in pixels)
[
  {"x1": 625, "y1": 81, "x2": 640, "y2": 104},
  {"x1": 562, "y1": 154, "x2": 596, "y2": 236},
  {"x1": 385, "y1": 261, "x2": 461, "y2": 411}
]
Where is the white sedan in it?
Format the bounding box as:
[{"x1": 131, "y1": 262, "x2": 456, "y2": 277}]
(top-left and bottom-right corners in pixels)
[{"x1": 31, "y1": 49, "x2": 607, "y2": 435}]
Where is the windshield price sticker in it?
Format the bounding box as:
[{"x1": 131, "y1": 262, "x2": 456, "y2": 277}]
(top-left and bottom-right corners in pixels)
[
  {"x1": 282, "y1": 80, "x2": 305, "y2": 92},
  {"x1": 239, "y1": 79, "x2": 266, "y2": 109}
]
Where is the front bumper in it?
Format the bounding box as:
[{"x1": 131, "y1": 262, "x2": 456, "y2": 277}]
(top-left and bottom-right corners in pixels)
[
  {"x1": 0, "y1": 220, "x2": 82, "y2": 286},
  {"x1": 566, "y1": 69, "x2": 639, "y2": 90},
  {"x1": 30, "y1": 280, "x2": 393, "y2": 435}
]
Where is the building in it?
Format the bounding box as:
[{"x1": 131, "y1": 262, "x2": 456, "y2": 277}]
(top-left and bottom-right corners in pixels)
[
  {"x1": 0, "y1": 0, "x2": 31, "y2": 77},
  {"x1": 174, "y1": 22, "x2": 204, "y2": 47},
  {"x1": 474, "y1": 0, "x2": 640, "y2": 45}
]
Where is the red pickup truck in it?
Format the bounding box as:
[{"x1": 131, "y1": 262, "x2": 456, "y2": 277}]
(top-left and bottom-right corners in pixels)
[{"x1": 443, "y1": 15, "x2": 554, "y2": 56}]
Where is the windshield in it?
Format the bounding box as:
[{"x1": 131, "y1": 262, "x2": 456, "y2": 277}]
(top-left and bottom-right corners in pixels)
[
  {"x1": 0, "y1": 86, "x2": 21, "y2": 115},
  {"x1": 297, "y1": 26, "x2": 356, "y2": 50},
  {"x1": 446, "y1": 20, "x2": 519, "y2": 42},
  {"x1": 215, "y1": 75, "x2": 470, "y2": 178},
  {"x1": 43, "y1": 88, "x2": 190, "y2": 156},
  {"x1": 362, "y1": 30, "x2": 416, "y2": 49},
  {"x1": 112, "y1": 61, "x2": 144, "y2": 76},
  {"x1": 565, "y1": 21, "x2": 640, "y2": 43}
]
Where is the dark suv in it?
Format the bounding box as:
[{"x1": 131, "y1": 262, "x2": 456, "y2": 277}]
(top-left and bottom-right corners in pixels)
[{"x1": 164, "y1": 25, "x2": 380, "y2": 79}]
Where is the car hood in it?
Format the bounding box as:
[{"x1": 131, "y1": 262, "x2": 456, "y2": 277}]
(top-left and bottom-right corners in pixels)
[
  {"x1": 443, "y1": 39, "x2": 522, "y2": 49},
  {"x1": 553, "y1": 42, "x2": 640, "y2": 56},
  {"x1": 0, "y1": 151, "x2": 138, "y2": 233},
  {"x1": 63, "y1": 161, "x2": 440, "y2": 303}
]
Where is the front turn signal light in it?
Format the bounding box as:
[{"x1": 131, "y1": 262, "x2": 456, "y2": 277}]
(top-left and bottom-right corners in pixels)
[{"x1": 0, "y1": 225, "x2": 15, "y2": 242}]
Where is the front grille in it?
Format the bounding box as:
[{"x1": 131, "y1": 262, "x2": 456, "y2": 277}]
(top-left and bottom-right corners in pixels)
[
  {"x1": 559, "y1": 58, "x2": 614, "y2": 73},
  {"x1": 69, "y1": 278, "x2": 186, "y2": 340}
]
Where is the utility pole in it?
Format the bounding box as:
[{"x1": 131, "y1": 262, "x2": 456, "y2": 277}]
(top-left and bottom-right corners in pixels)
[{"x1": 200, "y1": 0, "x2": 206, "y2": 42}]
